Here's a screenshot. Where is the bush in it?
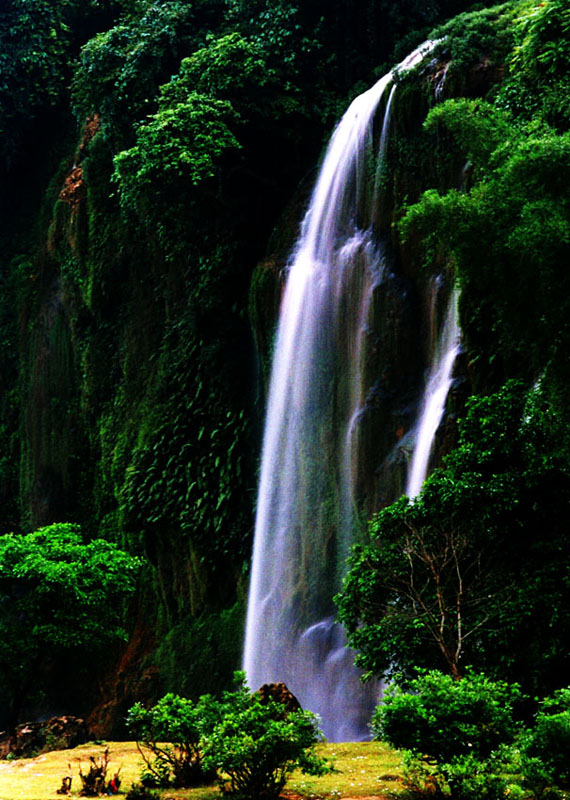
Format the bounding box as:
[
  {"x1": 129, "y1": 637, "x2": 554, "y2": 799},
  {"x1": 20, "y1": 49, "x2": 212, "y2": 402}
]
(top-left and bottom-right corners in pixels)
[
  {"x1": 127, "y1": 693, "x2": 220, "y2": 788},
  {"x1": 373, "y1": 670, "x2": 522, "y2": 763},
  {"x1": 400, "y1": 749, "x2": 512, "y2": 800},
  {"x1": 521, "y1": 688, "x2": 570, "y2": 795},
  {"x1": 128, "y1": 672, "x2": 332, "y2": 796},
  {"x1": 125, "y1": 783, "x2": 160, "y2": 800},
  {"x1": 199, "y1": 672, "x2": 331, "y2": 800},
  {"x1": 202, "y1": 694, "x2": 331, "y2": 799},
  {"x1": 439, "y1": 753, "x2": 510, "y2": 800},
  {"x1": 373, "y1": 671, "x2": 522, "y2": 799}
]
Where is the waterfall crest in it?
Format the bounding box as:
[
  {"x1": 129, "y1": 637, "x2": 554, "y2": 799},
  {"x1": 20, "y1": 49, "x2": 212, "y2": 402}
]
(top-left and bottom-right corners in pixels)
[{"x1": 243, "y1": 42, "x2": 439, "y2": 742}]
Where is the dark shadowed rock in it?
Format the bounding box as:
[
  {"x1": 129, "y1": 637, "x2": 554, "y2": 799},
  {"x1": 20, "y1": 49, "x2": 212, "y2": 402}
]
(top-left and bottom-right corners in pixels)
[
  {"x1": 256, "y1": 682, "x2": 302, "y2": 715},
  {"x1": 0, "y1": 715, "x2": 90, "y2": 759}
]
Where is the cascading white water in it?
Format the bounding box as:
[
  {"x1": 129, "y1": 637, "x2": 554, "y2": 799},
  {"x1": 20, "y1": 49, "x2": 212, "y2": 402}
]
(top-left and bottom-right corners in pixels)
[
  {"x1": 243, "y1": 42, "x2": 435, "y2": 741},
  {"x1": 406, "y1": 286, "x2": 460, "y2": 499}
]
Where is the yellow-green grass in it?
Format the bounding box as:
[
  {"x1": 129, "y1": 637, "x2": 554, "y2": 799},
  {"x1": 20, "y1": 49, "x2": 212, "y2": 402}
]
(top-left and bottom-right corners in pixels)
[{"x1": 0, "y1": 741, "x2": 404, "y2": 800}]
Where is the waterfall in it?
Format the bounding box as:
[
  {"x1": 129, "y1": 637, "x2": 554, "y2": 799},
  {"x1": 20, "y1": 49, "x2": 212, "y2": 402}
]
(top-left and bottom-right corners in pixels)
[
  {"x1": 243, "y1": 42, "x2": 435, "y2": 742},
  {"x1": 406, "y1": 286, "x2": 461, "y2": 499}
]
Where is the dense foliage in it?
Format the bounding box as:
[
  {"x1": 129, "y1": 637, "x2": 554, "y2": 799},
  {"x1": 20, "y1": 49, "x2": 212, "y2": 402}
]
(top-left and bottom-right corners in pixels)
[
  {"x1": 374, "y1": 672, "x2": 570, "y2": 800},
  {"x1": 374, "y1": 670, "x2": 522, "y2": 762},
  {"x1": 374, "y1": 670, "x2": 522, "y2": 799},
  {"x1": 399, "y1": 0, "x2": 570, "y2": 401},
  {"x1": 0, "y1": 0, "x2": 79, "y2": 166},
  {"x1": 335, "y1": 0, "x2": 570, "y2": 707},
  {"x1": 127, "y1": 692, "x2": 219, "y2": 787},
  {"x1": 336, "y1": 381, "x2": 570, "y2": 693},
  {"x1": 520, "y1": 688, "x2": 570, "y2": 794},
  {"x1": 0, "y1": 523, "x2": 140, "y2": 732},
  {"x1": 400, "y1": 101, "x2": 570, "y2": 387},
  {"x1": 128, "y1": 673, "x2": 331, "y2": 796}
]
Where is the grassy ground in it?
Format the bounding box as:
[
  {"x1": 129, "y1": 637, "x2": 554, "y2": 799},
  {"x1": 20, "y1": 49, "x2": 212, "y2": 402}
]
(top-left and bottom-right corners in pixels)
[{"x1": 0, "y1": 741, "x2": 404, "y2": 800}]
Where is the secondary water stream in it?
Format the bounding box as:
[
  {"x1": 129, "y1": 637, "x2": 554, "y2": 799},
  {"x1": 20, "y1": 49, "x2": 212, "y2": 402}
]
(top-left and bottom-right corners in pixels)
[{"x1": 406, "y1": 287, "x2": 460, "y2": 498}]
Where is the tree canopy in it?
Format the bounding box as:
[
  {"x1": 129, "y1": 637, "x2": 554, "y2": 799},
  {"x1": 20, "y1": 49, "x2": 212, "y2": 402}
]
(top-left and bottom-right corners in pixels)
[{"x1": 0, "y1": 523, "x2": 140, "y2": 730}]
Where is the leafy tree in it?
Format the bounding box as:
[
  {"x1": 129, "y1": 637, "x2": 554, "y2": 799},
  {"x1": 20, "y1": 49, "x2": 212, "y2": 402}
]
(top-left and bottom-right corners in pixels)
[
  {"x1": 336, "y1": 381, "x2": 570, "y2": 692},
  {"x1": 0, "y1": 523, "x2": 141, "y2": 735}
]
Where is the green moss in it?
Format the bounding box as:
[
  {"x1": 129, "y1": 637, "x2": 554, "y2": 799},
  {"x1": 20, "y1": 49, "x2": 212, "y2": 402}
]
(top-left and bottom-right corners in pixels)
[
  {"x1": 154, "y1": 599, "x2": 247, "y2": 699},
  {"x1": 430, "y1": 2, "x2": 521, "y2": 83}
]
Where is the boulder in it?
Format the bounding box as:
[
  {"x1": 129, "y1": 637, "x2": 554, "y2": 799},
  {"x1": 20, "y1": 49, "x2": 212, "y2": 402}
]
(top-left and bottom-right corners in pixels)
[
  {"x1": 0, "y1": 715, "x2": 90, "y2": 759},
  {"x1": 256, "y1": 682, "x2": 302, "y2": 715}
]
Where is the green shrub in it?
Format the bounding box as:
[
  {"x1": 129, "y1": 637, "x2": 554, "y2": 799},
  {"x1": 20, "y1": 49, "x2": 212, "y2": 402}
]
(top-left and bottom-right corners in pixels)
[
  {"x1": 127, "y1": 693, "x2": 220, "y2": 788},
  {"x1": 112, "y1": 92, "x2": 240, "y2": 218},
  {"x1": 372, "y1": 671, "x2": 522, "y2": 799},
  {"x1": 202, "y1": 677, "x2": 332, "y2": 800},
  {"x1": 439, "y1": 753, "x2": 510, "y2": 800},
  {"x1": 125, "y1": 783, "x2": 160, "y2": 800},
  {"x1": 400, "y1": 749, "x2": 512, "y2": 800},
  {"x1": 372, "y1": 670, "x2": 522, "y2": 763},
  {"x1": 128, "y1": 672, "x2": 332, "y2": 796},
  {"x1": 521, "y1": 688, "x2": 570, "y2": 795}
]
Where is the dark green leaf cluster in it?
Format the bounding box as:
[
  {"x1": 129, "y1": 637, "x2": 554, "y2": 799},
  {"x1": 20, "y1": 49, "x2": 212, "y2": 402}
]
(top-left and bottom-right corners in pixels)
[
  {"x1": 400, "y1": 104, "x2": 570, "y2": 383},
  {"x1": 375, "y1": 670, "x2": 521, "y2": 800},
  {"x1": 429, "y1": 3, "x2": 518, "y2": 79},
  {"x1": 113, "y1": 92, "x2": 240, "y2": 203},
  {"x1": 399, "y1": 1, "x2": 570, "y2": 389},
  {"x1": 71, "y1": 1, "x2": 205, "y2": 145},
  {"x1": 127, "y1": 692, "x2": 220, "y2": 787},
  {"x1": 494, "y1": 0, "x2": 570, "y2": 131},
  {"x1": 519, "y1": 688, "x2": 570, "y2": 795},
  {"x1": 120, "y1": 335, "x2": 251, "y2": 568},
  {"x1": 374, "y1": 674, "x2": 570, "y2": 800},
  {"x1": 154, "y1": 603, "x2": 245, "y2": 700},
  {"x1": 0, "y1": 0, "x2": 74, "y2": 165}
]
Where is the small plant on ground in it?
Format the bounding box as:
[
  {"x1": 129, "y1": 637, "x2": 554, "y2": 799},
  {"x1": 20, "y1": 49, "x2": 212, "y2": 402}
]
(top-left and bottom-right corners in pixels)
[
  {"x1": 78, "y1": 749, "x2": 110, "y2": 796},
  {"x1": 56, "y1": 764, "x2": 73, "y2": 795},
  {"x1": 125, "y1": 783, "x2": 160, "y2": 800}
]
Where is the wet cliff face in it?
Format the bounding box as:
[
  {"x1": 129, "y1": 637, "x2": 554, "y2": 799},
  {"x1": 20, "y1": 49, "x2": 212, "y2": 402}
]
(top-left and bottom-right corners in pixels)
[
  {"x1": 0, "y1": 13, "x2": 342, "y2": 726},
  {"x1": 6, "y1": 119, "x2": 263, "y2": 726},
  {"x1": 247, "y1": 51, "x2": 501, "y2": 525}
]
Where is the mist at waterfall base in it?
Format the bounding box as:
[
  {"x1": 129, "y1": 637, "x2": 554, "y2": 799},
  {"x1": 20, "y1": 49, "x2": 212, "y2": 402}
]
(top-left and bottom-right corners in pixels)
[{"x1": 243, "y1": 42, "x2": 458, "y2": 742}]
